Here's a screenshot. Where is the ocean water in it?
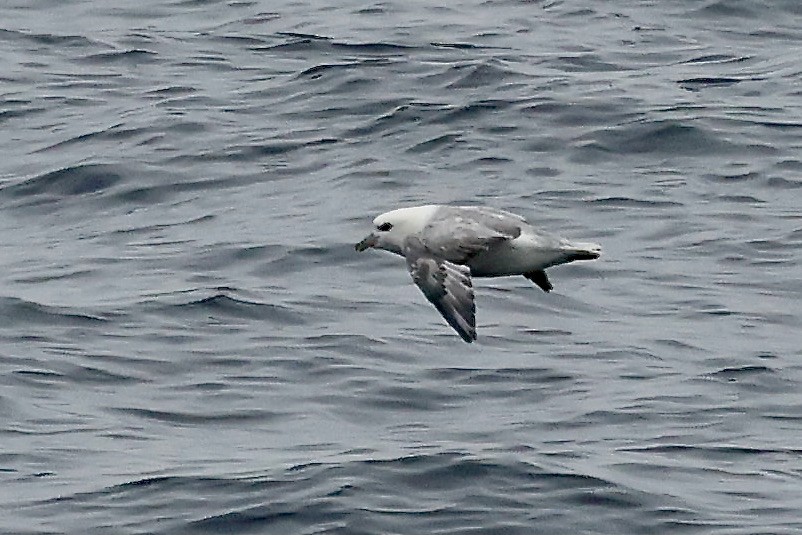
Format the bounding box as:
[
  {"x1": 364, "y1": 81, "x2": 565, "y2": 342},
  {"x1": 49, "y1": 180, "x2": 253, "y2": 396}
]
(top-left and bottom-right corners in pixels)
[{"x1": 2, "y1": 0, "x2": 802, "y2": 533}]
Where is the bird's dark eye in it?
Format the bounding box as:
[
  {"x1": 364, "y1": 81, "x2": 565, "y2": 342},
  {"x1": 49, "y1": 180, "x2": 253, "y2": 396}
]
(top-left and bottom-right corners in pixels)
[{"x1": 377, "y1": 222, "x2": 393, "y2": 232}]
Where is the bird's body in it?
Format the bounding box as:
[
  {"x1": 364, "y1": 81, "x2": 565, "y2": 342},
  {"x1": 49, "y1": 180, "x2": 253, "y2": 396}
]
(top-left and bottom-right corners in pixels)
[
  {"x1": 355, "y1": 204, "x2": 600, "y2": 342},
  {"x1": 466, "y1": 224, "x2": 600, "y2": 277}
]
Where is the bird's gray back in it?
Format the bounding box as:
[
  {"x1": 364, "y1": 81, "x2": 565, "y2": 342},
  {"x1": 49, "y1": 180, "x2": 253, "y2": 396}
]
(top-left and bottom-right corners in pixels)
[{"x1": 420, "y1": 206, "x2": 524, "y2": 263}]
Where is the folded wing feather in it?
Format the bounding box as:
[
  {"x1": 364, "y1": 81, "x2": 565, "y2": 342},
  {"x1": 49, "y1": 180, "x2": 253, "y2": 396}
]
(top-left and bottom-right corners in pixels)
[{"x1": 420, "y1": 206, "x2": 522, "y2": 263}]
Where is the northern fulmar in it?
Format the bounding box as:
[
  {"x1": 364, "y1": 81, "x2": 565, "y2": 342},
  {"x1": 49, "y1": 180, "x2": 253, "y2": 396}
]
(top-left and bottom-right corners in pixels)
[{"x1": 355, "y1": 205, "x2": 601, "y2": 343}]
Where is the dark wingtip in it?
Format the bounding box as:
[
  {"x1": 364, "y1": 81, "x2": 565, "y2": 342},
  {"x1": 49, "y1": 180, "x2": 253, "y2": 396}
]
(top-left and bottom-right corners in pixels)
[{"x1": 459, "y1": 330, "x2": 476, "y2": 343}]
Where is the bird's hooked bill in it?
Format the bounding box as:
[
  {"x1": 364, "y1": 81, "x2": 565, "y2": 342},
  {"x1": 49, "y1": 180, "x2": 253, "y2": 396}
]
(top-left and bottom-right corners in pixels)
[{"x1": 355, "y1": 233, "x2": 378, "y2": 251}]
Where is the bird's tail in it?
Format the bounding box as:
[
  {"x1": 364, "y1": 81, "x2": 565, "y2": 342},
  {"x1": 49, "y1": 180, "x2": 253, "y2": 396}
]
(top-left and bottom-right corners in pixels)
[{"x1": 561, "y1": 241, "x2": 601, "y2": 262}]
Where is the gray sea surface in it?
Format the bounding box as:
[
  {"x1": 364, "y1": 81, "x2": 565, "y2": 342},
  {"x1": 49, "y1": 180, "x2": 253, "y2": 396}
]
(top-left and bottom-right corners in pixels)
[{"x1": 2, "y1": 1, "x2": 802, "y2": 533}]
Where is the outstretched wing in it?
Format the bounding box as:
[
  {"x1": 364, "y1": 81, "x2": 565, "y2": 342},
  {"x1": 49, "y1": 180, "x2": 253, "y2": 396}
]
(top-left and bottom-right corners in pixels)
[
  {"x1": 404, "y1": 236, "x2": 476, "y2": 343},
  {"x1": 421, "y1": 206, "x2": 523, "y2": 263}
]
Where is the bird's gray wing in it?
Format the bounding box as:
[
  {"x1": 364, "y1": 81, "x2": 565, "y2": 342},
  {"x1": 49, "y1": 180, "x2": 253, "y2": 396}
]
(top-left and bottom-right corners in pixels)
[
  {"x1": 421, "y1": 206, "x2": 523, "y2": 263},
  {"x1": 403, "y1": 236, "x2": 476, "y2": 343}
]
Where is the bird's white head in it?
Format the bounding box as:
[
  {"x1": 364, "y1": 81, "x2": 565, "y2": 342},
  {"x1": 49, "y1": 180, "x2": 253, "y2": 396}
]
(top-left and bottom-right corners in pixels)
[{"x1": 355, "y1": 205, "x2": 439, "y2": 255}]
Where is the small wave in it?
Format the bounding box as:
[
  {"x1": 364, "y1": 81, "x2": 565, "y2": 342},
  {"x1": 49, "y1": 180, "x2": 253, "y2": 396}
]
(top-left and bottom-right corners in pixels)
[
  {"x1": 252, "y1": 243, "x2": 363, "y2": 277},
  {"x1": 693, "y1": 0, "x2": 759, "y2": 18},
  {"x1": 0, "y1": 28, "x2": 96, "y2": 47},
  {"x1": 682, "y1": 54, "x2": 750, "y2": 65},
  {"x1": 766, "y1": 176, "x2": 802, "y2": 189},
  {"x1": 0, "y1": 105, "x2": 48, "y2": 125},
  {"x1": 431, "y1": 41, "x2": 504, "y2": 50},
  {"x1": 13, "y1": 364, "x2": 140, "y2": 387},
  {"x1": 424, "y1": 366, "x2": 575, "y2": 386},
  {"x1": 33, "y1": 124, "x2": 153, "y2": 154},
  {"x1": 266, "y1": 32, "x2": 412, "y2": 55},
  {"x1": 110, "y1": 172, "x2": 246, "y2": 204},
  {"x1": 296, "y1": 58, "x2": 393, "y2": 80},
  {"x1": 0, "y1": 297, "x2": 107, "y2": 327},
  {"x1": 147, "y1": 292, "x2": 304, "y2": 326},
  {"x1": 79, "y1": 49, "x2": 158, "y2": 65},
  {"x1": 620, "y1": 443, "x2": 802, "y2": 457},
  {"x1": 678, "y1": 77, "x2": 746, "y2": 91},
  {"x1": 1, "y1": 164, "x2": 123, "y2": 206},
  {"x1": 112, "y1": 407, "x2": 286, "y2": 426},
  {"x1": 709, "y1": 364, "x2": 774, "y2": 379},
  {"x1": 704, "y1": 363, "x2": 794, "y2": 393},
  {"x1": 430, "y1": 99, "x2": 511, "y2": 124},
  {"x1": 405, "y1": 133, "x2": 462, "y2": 154},
  {"x1": 548, "y1": 54, "x2": 624, "y2": 73},
  {"x1": 446, "y1": 61, "x2": 524, "y2": 89},
  {"x1": 588, "y1": 196, "x2": 682, "y2": 208},
  {"x1": 145, "y1": 85, "x2": 197, "y2": 96},
  {"x1": 703, "y1": 171, "x2": 761, "y2": 183},
  {"x1": 13, "y1": 267, "x2": 93, "y2": 285},
  {"x1": 344, "y1": 102, "x2": 446, "y2": 137},
  {"x1": 577, "y1": 120, "x2": 741, "y2": 157}
]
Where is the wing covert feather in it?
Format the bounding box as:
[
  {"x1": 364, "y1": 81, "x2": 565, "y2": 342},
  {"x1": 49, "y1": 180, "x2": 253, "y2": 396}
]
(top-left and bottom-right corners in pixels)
[{"x1": 421, "y1": 206, "x2": 523, "y2": 263}]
